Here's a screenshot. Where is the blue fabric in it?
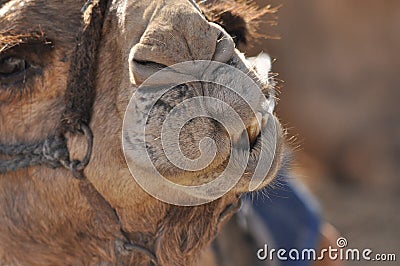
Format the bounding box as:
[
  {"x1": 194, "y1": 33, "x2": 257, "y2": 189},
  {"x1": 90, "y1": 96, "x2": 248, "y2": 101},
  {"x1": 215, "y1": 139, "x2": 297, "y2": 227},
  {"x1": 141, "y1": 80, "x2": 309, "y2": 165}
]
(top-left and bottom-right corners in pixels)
[{"x1": 248, "y1": 177, "x2": 321, "y2": 266}]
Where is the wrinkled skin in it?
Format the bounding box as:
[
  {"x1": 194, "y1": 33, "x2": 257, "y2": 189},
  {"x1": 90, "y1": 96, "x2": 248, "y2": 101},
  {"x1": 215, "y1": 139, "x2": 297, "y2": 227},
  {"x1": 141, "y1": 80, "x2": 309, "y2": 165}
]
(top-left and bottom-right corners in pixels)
[{"x1": 0, "y1": 0, "x2": 283, "y2": 265}]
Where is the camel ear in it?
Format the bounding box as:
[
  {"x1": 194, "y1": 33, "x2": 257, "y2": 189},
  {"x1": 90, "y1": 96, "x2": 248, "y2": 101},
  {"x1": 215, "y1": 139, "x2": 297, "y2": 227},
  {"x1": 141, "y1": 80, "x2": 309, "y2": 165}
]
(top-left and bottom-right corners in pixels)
[
  {"x1": 200, "y1": 0, "x2": 279, "y2": 46},
  {"x1": 212, "y1": 8, "x2": 250, "y2": 46}
]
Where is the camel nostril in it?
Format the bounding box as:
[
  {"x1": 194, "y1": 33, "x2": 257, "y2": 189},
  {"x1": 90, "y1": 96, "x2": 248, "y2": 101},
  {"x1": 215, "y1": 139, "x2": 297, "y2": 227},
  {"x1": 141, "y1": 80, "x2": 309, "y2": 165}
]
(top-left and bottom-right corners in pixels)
[
  {"x1": 130, "y1": 58, "x2": 168, "y2": 85},
  {"x1": 129, "y1": 24, "x2": 234, "y2": 85},
  {"x1": 133, "y1": 59, "x2": 168, "y2": 69}
]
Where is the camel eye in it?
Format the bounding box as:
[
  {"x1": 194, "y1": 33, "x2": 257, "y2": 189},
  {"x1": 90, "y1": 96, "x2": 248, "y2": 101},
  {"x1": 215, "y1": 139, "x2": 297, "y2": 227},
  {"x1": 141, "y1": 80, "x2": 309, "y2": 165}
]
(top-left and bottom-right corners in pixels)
[
  {"x1": 0, "y1": 35, "x2": 51, "y2": 89},
  {"x1": 0, "y1": 56, "x2": 29, "y2": 77}
]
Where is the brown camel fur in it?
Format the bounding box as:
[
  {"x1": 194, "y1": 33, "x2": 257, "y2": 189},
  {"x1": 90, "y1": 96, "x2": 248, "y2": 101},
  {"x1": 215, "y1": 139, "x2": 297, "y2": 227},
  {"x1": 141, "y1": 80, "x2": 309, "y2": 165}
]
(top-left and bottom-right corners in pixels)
[{"x1": 0, "y1": 0, "x2": 284, "y2": 265}]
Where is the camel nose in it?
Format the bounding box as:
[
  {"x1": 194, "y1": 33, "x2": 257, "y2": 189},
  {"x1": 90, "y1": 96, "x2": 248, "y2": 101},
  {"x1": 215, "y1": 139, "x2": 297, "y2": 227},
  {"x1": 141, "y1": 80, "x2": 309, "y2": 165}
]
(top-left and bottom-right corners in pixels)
[{"x1": 129, "y1": 15, "x2": 235, "y2": 85}]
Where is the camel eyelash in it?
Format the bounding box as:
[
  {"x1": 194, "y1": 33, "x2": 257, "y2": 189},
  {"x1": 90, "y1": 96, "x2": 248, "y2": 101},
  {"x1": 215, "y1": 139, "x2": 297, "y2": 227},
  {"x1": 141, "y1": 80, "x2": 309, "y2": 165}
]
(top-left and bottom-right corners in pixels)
[{"x1": 0, "y1": 30, "x2": 52, "y2": 52}]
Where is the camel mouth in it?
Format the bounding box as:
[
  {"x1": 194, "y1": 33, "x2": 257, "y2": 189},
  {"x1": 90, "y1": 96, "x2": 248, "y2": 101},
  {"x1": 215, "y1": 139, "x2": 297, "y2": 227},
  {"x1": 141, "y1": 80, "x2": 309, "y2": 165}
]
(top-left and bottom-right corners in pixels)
[
  {"x1": 233, "y1": 111, "x2": 264, "y2": 151},
  {"x1": 245, "y1": 114, "x2": 282, "y2": 191},
  {"x1": 123, "y1": 58, "x2": 280, "y2": 205},
  {"x1": 247, "y1": 123, "x2": 261, "y2": 148}
]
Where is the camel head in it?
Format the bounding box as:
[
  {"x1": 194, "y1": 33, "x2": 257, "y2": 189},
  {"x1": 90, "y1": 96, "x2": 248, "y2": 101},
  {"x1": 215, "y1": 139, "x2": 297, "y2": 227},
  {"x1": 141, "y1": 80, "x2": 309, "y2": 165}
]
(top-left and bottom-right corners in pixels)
[{"x1": 0, "y1": 0, "x2": 285, "y2": 265}]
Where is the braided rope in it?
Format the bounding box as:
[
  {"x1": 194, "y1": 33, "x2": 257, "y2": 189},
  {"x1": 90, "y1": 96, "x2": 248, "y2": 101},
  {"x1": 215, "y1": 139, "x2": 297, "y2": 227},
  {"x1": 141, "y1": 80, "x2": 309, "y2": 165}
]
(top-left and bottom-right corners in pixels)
[
  {"x1": 0, "y1": 142, "x2": 43, "y2": 156},
  {"x1": 0, "y1": 0, "x2": 105, "y2": 177},
  {"x1": 0, "y1": 152, "x2": 43, "y2": 174},
  {"x1": 0, "y1": 125, "x2": 91, "y2": 177},
  {"x1": 0, "y1": 1, "x2": 163, "y2": 264},
  {"x1": 0, "y1": 140, "x2": 58, "y2": 174}
]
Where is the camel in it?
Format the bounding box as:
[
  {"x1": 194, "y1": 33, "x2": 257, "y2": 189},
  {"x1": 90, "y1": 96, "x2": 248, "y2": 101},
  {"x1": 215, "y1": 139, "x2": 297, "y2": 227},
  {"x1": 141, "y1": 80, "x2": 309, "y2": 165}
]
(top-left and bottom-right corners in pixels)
[{"x1": 0, "y1": 0, "x2": 284, "y2": 265}]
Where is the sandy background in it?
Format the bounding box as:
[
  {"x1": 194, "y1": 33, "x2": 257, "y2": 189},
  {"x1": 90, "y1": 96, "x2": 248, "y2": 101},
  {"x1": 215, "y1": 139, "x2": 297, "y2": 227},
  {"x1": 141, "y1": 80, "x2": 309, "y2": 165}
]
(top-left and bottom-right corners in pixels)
[{"x1": 245, "y1": 1, "x2": 399, "y2": 265}]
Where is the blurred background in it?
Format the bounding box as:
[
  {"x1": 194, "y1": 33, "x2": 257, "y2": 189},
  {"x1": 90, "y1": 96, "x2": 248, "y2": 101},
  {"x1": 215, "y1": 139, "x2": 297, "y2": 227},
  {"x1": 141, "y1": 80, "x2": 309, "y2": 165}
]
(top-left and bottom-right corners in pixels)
[{"x1": 244, "y1": 1, "x2": 399, "y2": 265}]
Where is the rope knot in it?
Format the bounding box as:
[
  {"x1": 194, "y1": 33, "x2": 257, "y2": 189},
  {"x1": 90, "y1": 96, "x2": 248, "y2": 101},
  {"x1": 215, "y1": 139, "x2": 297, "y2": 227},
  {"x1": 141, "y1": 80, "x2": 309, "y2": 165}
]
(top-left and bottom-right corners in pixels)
[
  {"x1": 42, "y1": 123, "x2": 93, "y2": 179},
  {"x1": 42, "y1": 135, "x2": 70, "y2": 169}
]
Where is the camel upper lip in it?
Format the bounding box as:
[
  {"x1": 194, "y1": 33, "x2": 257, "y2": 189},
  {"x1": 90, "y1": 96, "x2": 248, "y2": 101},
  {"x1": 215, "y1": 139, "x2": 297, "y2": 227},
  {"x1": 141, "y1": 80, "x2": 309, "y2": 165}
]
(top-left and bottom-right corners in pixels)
[{"x1": 246, "y1": 112, "x2": 263, "y2": 148}]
